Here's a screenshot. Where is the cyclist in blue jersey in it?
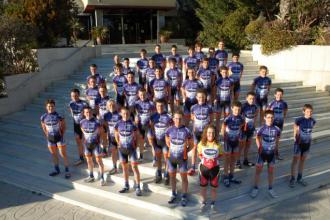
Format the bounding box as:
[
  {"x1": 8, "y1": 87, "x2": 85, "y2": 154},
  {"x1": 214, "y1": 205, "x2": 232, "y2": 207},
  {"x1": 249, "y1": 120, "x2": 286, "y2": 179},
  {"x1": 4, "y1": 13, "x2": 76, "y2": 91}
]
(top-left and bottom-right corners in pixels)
[
  {"x1": 197, "y1": 58, "x2": 216, "y2": 103},
  {"x1": 195, "y1": 42, "x2": 206, "y2": 64},
  {"x1": 145, "y1": 58, "x2": 156, "y2": 94},
  {"x1": 136, "y1": 49, "x2": 149, "y2": 86},
  {"x1": 69, "y1": 88, "x2": 89, "y2": 166},
  {"x1": 148, "y1": 99, "x2": 173, "y2": 185},
  {"x1": 122, "y1": 58, "x2": 135, "y2": 79},
  {"x1": 115, "y1": 107, "x2": 142, "y2": 196},
  {"x1": 238, "y1": 92, "x2": 258, "y2": 168},
  {"x1": 103, "y1": 100, "x2": 121, "y2": 175},
  {"x1": 181, "y1": 68, "x2": 203, "y2": 124},
  {"x1": 208, "y1": 47, "x2": 220, "y2": 77},
  {"x1": 166, "y1": 58, "x2": 183, "y2": 113},
  {"x1": 221, "y1": 101, "x2": 245, "y2": 187},
  {"x1": 290, "y1": 104, "x2": 316, "y2": 188},
  {"x1": 250, "y1": 110, "x2": 281, "y2": 198},
  {"x1": 166, "y1": 110, "x2": 194, "y2": 206},
  {"x1": 150, "y1": 67, "x2": 170, "y2": 102},
  {"x1": 41, "y1": 99, "x2": 70, "y2": 178},
  {"x1": 227, "y1": 53, "x2": 244, "y2": 101},
  {"x1": 97, "y1": 86, "x2": 110, "y2": 120},
  {"x1": 123, "y1": 71, "x2": 141, "y2": 114},
  {"x1": 252, "y1": 66, "x2": 272, "y2": 126},
  {"x1": 113, "y1": 64, "x2": 128, "y2": 107},
  {"x1": 87, "y1": 64, "x2": 106, "y2": 87},
  {"x1": 85, "y1": 76, "x2": 100, "y2": 116},
  {"x1": 183, "y1": 47, "x2": 199, "y2": 78},
  {"x1": 215, "y1": 40, "x2": 228, "y2": 67},
  {"x1": 167, "y1": 45, "x2": 183, "y2": 70},
  {"x1": 151, "y1": 44, "x2": 166, "y2": 71},
  {"x1": 267, "y1": 88, "x2": 288, "y2": 160},
  {"x1": 135, "y1": 88, "x2": 156, "y2": 160},
  {"x1": 188, "y1": 89, "x2": 214, "y2": 176},
  {"x1": 80, "y1": 106, "x2": 108, "y2": 186},
  {"x1": 213, "y1": 66, "x2": 234, "y2": 134}
]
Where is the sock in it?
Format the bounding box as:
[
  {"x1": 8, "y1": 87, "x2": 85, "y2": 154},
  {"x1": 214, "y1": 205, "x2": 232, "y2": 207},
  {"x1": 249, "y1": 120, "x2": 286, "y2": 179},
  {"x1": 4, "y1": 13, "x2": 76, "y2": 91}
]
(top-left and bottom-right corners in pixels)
[
  {"x1": 254, "y1": 186, "x2": 259, "y2": 189},
  {"x1": 113, "y1": 163, "x2": 117, "y2": 169},
  {"x1": 229, "y1": 173, "x2": 233, "y2": 180},
  {"x1": 140, "y1": 153, "x2": 143, "y2": 159},
  {"x1": 182, "y1": 193, "x2": 187, "y2": 198},
  {"x1": 125, "y1": 181, "x2": 129, "y2": 188},
  {"x1": 172, "y1": 190, "x2": 177, "y2": 196},
  {"x1": 290, "y1": 175, "x2": 295, "y2": 181},
  {"x1": 89, "y1": 171, "x2": 94, "y2": 178},
  {"x1": 164, "y1": 171, "x2": 169, "y2": 178},
  {"x1": 297, "y1": 173, "x2": 302, "y2": 181},
  {"x1": 157, "y1": 169, "x2": 162, "y2": 176},
  {"x1": 79, "y1": 155, "x2": 84, "y2": 161},
  {"x1": 224, "y1": 175, "x2": 229, "y2": 180},
  {"x1": 136, "y1": 183, "x2": 140, "y2": 189},
  {"x1": 153, "y1": 156, "x2": 157, "y2": 161},
  {"x1": 268, "y1": 186, "x2": 273, "y2": 190},
  {"x1": 210, "y1": 201, "x2": 215, "y2": 205},
  {"x1": 100, "y1": 173, "x2": 104, "y2": 180},
  {"x1": 54, "y1": 165, "x2": 60, "y2": 173},
  {"x1": 65, "y1": 167, "x2": 69, "y2": 172}
]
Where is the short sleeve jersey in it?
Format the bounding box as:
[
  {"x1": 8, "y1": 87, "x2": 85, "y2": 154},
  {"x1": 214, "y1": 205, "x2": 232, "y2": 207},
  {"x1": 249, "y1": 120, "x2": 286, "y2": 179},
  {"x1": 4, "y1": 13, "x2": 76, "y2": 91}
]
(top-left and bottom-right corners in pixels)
[
  {"x1": 114, "y1": 119, "x2": 137, "y2": 148},
  {"x1": 215, "y1": 50, "x2": 228, "y2": 66},
  {"x1": 241, "y1": 102, "x2": 258, "y2": 130},
  {"x1": 191, "y1": 103, "x2": 213, "y2": 132},
  {"x1": 69, "y1": 100, "x2": 89, "y2": 124},
  {"x1": 166, "y1": 125, "x2": 192, "y2": 160},
  {"x1": 197, "y1": 68, "x2": 214, "y2": 90},
  {"x1": 295, "y1": 117, "x2": 316, "y2": 144},
  {"x1": 80, "y1": 118, "x2": 100, "y2": 144},
  {"x1": 103, "y1": 111, "x2": 122, "y2": 138},
  {"x1": 123, "y1": 82, "x2": 140, "y2": 107},
  {"x1": 227, "y1": 62, "x2": 244, "y2": 82},
  {"x1": 208, "y1": 57, "x2": 219, "y2": 73},
  {"x1": 150, "y1": 78, "x2": 169, "y2": 100},
  {"x1": 151, "y1": 53, "x2": 166, "y2": 68},
  {"x1": 85, "y1": 87, "x2": 100, "y2": 109},
  {"x1": 197, "y1": 141, "x2": 222, "y2": 169},
  {"x1": 136, "y1": 58, "x2": 148, "y2": 70},
  {"x1": 113, "y1": 75, "x2": 127, "y2": 95},
  {"x1": 224, "y1": 115, "x2": 245, "y2": 141},
  {"x1": 40, "y1": 112, "x2": 63, "y2": 136},
  {"x1": 150, "y1": 112, "x2": 173, "y2": 140},
  {"x1": 168, "y1": 54, "x2": 182, "y2": 67},
  {"x1": 135, "y1": 99, "x2": 155, "y2": 126},
  {"x1": 257, "y1": 125, "x2": 281, "y2": 151},
  {"x1": 146, "y1": 67, "x2": 156, "y2": 85},
  {"x1": 215, "y1": 77, "x2": 233, "y2": 101},
  {"x1": 184, "y1": 55, "x2": 199, "y2": 70},
  {"x1": 267, "y1": 100, "x2": 288, "y2": 124},
  {"x1": 182, "y1": 79, "x2": 203, "y2": 101},
  {"x1": 253, "y1": 76, "x2": 272, "y2": 99},
  {"x1": 166, "y1": 68, "x2": 182, "y2": 88},
  {"x1": 195, "y1": 51, "x2": 206, "y2": 62}
]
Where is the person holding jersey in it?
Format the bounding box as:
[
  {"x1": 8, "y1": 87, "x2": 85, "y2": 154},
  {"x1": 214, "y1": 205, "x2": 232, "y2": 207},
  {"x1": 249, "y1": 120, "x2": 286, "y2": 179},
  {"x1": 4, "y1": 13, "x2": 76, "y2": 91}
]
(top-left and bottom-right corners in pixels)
[
  {"x1": 198, "y1": 125, "x2": 222, "y2": 210},
  {"x1": 41, "y1": 99, "x2": 70, "y2": 179}
]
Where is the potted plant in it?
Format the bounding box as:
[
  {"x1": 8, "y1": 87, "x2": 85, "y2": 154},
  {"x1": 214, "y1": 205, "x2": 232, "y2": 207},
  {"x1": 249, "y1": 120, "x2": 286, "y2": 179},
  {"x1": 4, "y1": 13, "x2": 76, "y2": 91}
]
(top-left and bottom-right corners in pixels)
[
  {"x1": 159, "y1": 29, "x2": 172, "y2": 43},
  {"x1": 91, "y1": 26, "x2": 109, "y2": 45}
]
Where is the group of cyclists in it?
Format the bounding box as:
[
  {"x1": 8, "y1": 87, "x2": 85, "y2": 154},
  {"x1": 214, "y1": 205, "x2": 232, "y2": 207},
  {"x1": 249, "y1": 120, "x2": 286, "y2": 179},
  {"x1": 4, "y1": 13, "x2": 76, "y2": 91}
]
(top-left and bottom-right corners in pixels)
[{"x1": 40, "y1": 41, "x2": 316, "y2": 210}]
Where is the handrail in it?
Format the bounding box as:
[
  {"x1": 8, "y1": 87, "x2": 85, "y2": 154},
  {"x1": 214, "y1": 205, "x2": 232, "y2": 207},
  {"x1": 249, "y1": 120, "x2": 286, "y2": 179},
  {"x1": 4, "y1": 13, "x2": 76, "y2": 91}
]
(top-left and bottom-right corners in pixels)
[{"x1": 6, "y1": 40, "x2": 92, "y2": 92}]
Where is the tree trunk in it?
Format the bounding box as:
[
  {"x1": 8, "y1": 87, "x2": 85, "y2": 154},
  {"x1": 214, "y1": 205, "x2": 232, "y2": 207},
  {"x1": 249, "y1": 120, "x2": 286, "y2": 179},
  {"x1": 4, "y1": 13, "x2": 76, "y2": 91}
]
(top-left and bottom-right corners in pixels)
[{"x1": 279, "y1": 0, "x2": 291, "y2": 20}]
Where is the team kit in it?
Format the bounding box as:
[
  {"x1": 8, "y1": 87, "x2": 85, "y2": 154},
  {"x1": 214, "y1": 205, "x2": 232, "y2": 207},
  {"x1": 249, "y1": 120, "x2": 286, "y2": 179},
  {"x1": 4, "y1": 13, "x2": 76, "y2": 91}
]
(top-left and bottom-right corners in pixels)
[{"x1": 40, "y1": 42, "x2": 316, "y2": 209}]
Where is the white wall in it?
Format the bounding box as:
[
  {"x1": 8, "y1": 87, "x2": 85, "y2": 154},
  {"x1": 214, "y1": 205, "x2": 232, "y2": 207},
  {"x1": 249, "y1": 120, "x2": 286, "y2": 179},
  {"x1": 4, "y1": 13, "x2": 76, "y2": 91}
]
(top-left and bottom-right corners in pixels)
[
  {"x1": 0, "y1": 46, "x2": 101, "y2": 116},
  {"x1": 252, "y1": 44, "x2": 330, "y2": 90}
]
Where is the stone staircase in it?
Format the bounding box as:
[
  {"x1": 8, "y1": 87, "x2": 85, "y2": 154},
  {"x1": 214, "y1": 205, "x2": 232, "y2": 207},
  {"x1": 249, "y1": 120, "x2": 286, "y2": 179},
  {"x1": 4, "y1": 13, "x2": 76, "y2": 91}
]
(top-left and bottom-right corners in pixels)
[{"x1": 0, "y1": 48, "x2": 330, "y2": 220}]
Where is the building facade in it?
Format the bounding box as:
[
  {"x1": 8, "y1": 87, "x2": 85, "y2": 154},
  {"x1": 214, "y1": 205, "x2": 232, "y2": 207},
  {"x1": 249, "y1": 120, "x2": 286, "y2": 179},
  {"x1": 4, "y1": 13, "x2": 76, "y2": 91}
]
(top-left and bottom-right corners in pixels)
[{"x1": 77, "y1": 0, "x2": 177, "y2": 44}]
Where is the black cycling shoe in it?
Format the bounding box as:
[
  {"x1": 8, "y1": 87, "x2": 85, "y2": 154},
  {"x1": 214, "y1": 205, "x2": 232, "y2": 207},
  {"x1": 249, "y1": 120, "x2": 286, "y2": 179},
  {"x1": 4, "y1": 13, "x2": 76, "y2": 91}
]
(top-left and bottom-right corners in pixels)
[
  {"x1": 49, "y1": 171, "x2": 60, "y2": 177},
  {"x1": 243, "y1": 159, "x2": 255, "y2": 167}
]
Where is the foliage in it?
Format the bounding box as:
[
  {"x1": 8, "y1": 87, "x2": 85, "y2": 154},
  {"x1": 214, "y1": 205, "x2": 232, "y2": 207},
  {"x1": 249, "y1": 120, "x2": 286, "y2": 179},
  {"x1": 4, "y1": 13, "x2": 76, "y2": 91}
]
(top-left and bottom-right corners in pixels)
[
  {"x1": 159, "y1": 29, "x2": 173, "y2": 38},
  {"x1": 91, "y1": 26, "x2": 110, "y2": 40},
  {"x1": 314, "y1": 27, "x2": 330, "y2": 45},
  {"x1": 260, "y1": 20, "x2": 297, "y2": 55},
  {"x1": 245, "y1": 16, "x2": 266, "y2": 44},
  {"x1": 0, "y1": 15, "x2": 38, "y2": 75},
  {"x1": 5, "y1": 0, "x2": 78, "y2": 48},
  {"x1": 70, "y1": 17, "x2": 85, "y2": 44}
]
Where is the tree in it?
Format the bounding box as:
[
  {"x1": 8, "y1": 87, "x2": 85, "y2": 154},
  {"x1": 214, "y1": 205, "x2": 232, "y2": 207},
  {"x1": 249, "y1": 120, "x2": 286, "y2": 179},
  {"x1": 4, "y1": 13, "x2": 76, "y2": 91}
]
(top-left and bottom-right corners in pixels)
[{"x1": 5, "y1": 0, "x2": 78, "y2": 48}]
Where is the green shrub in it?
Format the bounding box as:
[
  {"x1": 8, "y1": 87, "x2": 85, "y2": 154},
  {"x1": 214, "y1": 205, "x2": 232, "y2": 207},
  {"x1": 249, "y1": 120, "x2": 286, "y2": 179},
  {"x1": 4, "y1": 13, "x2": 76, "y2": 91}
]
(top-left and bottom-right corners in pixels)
[
  {"x1": 245, "y1": 17, "x2": 266, "y2": 44},
  {"x1": 260, "y1": 21, "x2": 297, "y2": 55}
]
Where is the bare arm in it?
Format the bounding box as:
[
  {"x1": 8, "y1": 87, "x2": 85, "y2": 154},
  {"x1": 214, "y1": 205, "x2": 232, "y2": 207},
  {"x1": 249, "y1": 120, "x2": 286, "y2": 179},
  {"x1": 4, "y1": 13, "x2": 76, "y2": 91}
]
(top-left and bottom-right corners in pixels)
[{"x1": 41, "y1": 122, "x2": 48, "y2": 137}]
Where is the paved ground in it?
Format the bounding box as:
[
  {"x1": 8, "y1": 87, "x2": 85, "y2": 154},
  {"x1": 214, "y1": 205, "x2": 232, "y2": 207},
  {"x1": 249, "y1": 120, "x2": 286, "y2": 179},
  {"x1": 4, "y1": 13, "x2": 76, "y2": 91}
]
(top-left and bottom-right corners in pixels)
[{"x1": 0, "y1": 181, "x2": 329, "y2": 220}]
